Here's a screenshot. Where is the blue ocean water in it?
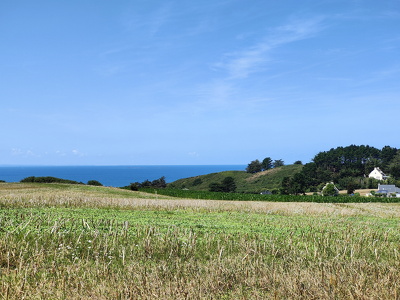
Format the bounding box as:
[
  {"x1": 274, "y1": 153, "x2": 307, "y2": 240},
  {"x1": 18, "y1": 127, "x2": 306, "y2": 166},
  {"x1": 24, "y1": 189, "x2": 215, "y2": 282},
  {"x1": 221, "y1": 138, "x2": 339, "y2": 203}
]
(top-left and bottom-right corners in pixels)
[{"x1": 0, "y1": 165, "x2": 246, "y2": 187}]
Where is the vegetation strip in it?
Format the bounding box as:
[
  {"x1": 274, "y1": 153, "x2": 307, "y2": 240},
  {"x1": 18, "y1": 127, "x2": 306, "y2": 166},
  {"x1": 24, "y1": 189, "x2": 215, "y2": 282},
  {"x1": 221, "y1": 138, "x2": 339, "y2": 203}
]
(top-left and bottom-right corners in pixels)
[{"x1": 140, "y1": 188, "x2": 400, "y2": 203}]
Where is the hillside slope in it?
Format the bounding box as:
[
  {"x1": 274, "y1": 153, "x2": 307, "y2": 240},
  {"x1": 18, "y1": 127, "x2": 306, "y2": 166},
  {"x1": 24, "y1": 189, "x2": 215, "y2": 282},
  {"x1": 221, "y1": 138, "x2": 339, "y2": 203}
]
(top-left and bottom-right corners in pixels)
[{"x1": 168, "y1": 164, "x2": 303, "y2": 193}]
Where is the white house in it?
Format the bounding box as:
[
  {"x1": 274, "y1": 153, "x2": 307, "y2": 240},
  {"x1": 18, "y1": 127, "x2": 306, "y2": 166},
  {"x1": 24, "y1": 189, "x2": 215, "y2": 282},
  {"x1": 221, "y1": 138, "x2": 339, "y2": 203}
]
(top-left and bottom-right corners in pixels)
[{"x1": 368, "y1": 167, "x2": 389, "y2": 181}]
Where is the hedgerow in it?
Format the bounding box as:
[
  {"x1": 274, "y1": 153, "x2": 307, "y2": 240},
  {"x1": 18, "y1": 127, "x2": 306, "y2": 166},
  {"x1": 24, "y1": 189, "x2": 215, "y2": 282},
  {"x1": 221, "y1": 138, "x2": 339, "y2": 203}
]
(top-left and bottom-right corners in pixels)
[{"x1": 140, "y1": 188, "x2": 400, "y2": 203}]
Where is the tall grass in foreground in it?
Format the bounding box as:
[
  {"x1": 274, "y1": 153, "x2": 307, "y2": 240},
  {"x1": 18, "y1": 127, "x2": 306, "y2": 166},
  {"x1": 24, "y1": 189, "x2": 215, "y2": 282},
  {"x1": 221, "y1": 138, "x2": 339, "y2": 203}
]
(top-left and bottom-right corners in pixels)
[
  {"x1": 1, "y1": 209, "x2": 400, "y2": 299},
  {"x1": 1, "y1": 183, "x2": 400, "y2": 299}
]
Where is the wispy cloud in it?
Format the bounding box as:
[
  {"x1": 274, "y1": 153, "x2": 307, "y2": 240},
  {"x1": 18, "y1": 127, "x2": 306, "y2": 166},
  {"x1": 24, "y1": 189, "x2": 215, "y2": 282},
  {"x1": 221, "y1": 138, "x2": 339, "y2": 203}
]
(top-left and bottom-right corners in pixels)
[
  {"x1": 354, "y1": 64, "x2": 400, "y2": 87},
  {"x1": 215, "y1": 16, "x2": 326, "y2": 79},
  {"x1": 98, "y1": 45, "x2": 134, "y2": 59},
  {"x1": 334, "y1": 9, "x2": 400, "y2": 22},
  {"x1": 373, "y1": 65, "x2": 400, "y2": 78},
  {"x1": 56, "y1": 150, "x2": 67, "y2": 157},
  {"x1": 188, "y1": 151, "x2": 199, "y2": 158},
  {"x1": 147, "y1": 4, "x2": 173, "y2": 37},
  {"x1": 72, "y1": 149, "x2": 85, "y2": 157},
  {"x1": 11, "y1": 148, "x2": 38, "y2": 157},
  {"x1": 192, "y1": 80, "x2": 236, "y2": 111},
  {"x1": 122, "y1": 3, "x2": 173, "y2": 37},
  {"x1": 95, "y1": 63, "x2": 127, "y2": 77},
  {"x1": 193, "y1": 16, "x2": 327, "y2": 112}
]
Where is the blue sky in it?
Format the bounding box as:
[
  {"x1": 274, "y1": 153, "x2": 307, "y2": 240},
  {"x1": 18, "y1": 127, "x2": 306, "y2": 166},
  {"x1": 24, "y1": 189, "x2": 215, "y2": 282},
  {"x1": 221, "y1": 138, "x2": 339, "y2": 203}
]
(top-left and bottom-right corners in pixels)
[{"x1": 1, "y1": 0, "x2": 400, "y2": 165}]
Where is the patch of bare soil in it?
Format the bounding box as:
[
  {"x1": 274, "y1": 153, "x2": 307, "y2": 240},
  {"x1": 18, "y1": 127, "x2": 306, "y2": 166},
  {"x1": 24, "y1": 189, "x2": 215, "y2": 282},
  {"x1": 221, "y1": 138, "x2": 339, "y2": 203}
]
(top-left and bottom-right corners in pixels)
[
  {"x1": 307, "y1": 189, "x2": 377, "y2": 196},
  {"x1": 338, "y1": 189, "x2": 377, "y2": 196},
  {"x1": 245, "y1": 168, "x2": 280, "y2": 182}
]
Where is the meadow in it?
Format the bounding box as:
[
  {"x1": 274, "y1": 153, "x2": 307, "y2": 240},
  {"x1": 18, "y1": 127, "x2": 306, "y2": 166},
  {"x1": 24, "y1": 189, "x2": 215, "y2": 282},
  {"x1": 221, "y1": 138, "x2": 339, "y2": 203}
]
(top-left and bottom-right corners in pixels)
[{"x1": 1, "y1": 183, "x2": 400, "y2": 299}]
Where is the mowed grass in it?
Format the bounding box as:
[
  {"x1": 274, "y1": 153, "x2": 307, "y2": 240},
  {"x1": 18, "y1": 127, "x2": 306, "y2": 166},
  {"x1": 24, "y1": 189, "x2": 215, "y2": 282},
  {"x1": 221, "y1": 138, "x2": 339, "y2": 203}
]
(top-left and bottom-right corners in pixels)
[{"x1": 1, "y1": 183, "x2": 400, "y2": 299}]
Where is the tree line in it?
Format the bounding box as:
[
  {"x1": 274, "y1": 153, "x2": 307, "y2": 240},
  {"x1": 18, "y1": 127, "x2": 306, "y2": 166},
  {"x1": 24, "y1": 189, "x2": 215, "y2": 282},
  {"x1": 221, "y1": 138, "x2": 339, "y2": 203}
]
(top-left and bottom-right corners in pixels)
[
  {"x1": 20, "y1": 176, "x2": 103, "y2": 186},
  {"x1": 245, "y1": 157, "x2": 291, "y2": 173},
  {"x1": 129, "y1": 176, "x2": 167, "y2": 191},
  {"x1": 280, "y1": 145, "x2": 400, "y2": 195}
]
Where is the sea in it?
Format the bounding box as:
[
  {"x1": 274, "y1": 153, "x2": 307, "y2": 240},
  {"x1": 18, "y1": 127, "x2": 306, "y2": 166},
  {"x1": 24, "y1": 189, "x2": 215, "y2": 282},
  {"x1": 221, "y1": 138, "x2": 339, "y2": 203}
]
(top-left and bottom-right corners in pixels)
[{"x1": 0, "y1": 165, "x2": 246, "y2": 187}]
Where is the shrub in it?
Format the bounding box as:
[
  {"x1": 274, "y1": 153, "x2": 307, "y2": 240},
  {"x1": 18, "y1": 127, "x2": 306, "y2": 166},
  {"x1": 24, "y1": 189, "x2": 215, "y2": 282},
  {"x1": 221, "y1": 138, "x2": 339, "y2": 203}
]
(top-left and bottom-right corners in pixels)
[
  {"x1": 20, "y1": 176, "x2": 81, "y2": 185},
  {"x1": 209, "y1": 182, "x2": 224, "y2": 192},
  {"x1": 347, "y1": 182, "x2": 357, "y2": 194},
  {"x1": 209, "y1": 177, "x2": 236, "y2": 193},
  {"x1": 87, "y1": 180, "x2": 103, "y2": 186},
  {"x1": 129, "y1": 183, "x2": 140, "y2": 191},
  {"x1": 192, "y1": 178, "x2": 203, "y2": 186},
  {"x1": 128, "y1": 177, "x2": 167, "y2": 190},
  {"x1": 151, "y1": 176, "x2": 167, "y2": 188},
  {"x1": 322, "y1": 183, "x2": 339, "y2": 196}
]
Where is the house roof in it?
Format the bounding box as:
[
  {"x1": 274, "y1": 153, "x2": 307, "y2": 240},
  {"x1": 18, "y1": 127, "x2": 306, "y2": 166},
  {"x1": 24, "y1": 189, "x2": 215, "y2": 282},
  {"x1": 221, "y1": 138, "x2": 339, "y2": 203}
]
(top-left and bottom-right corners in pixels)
[
  {"x1": 377, "y1": 185, "x2": 400, "y2": 194},
  {"x1": 370, "y1": 167, "x2": 386, "y2": 175}
]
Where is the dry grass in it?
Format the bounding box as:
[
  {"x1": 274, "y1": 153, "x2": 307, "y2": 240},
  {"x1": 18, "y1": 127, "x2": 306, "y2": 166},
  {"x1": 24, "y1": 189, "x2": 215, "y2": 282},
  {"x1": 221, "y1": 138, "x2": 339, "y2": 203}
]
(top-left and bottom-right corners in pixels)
[
  {"x1": 338, "y1": 188, "x2": 378, "y2": 196},
  {"x1": 306, "y1": 188, "x2": 377, "y2": 197},
  {"x1": 1, "y1": 183, "x2": 399, "y2": 217},
  {"x1": 245, "y1": 168, "x2": 280, "y2": 182},
  {"x1": 1, "y1": 183, "x2": 400, "y2": 299}
]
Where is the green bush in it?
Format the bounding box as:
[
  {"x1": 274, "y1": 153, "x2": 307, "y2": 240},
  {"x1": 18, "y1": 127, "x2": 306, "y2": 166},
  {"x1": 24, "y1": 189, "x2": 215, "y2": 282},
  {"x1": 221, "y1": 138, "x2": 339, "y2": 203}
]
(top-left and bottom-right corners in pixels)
[
  {"x1": 20, "y1": 176, "x2": 82, "y2": 185},
  {"x1": 322, "y1": 183, "x2": 339, "y2": 196},
  {"x1": 209, "y1": 177, "x2": 236, "y2": 193},
  {"x1": 192, "y1": 178, "x2": 203, "y2": 186},
  {"x1": 87, "y1": 180, "x2": 103, "y2": 186}
]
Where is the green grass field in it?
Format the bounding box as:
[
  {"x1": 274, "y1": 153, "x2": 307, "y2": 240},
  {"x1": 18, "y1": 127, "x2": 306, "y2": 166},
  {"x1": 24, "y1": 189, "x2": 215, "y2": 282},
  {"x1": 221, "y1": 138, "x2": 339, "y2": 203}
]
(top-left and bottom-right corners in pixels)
[
  {"x1": 168, "y1": 164, "x2": 304, "y2": 193},
  {"x1": 1, "y1": 183, "x2": 400, "y2": 299}
]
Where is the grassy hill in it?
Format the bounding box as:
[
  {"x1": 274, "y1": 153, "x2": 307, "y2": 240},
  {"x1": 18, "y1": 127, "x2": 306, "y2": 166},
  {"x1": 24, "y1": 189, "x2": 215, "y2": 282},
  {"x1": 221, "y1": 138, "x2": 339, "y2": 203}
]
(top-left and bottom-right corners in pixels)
[{"x1": 168, "y1": 164, "x2": 303, "y2": 193}]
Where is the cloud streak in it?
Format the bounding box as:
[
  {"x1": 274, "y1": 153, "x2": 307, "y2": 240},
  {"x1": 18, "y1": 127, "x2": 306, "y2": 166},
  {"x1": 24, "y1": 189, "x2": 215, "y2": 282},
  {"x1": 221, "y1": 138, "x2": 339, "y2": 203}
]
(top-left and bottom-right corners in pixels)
[
  {"x1": 192, "y1": 16, "x2": 328, "y2": 114},
  {"x1": 215, "y1": 16, "x2": 326, "y2": 80}
]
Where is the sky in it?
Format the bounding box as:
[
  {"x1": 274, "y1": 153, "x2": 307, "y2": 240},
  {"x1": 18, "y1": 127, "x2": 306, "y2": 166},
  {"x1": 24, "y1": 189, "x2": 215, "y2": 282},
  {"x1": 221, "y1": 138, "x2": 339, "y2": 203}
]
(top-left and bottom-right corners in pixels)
[{"x1": 1, "y1": 0, "x2": 400, "y2": 166}]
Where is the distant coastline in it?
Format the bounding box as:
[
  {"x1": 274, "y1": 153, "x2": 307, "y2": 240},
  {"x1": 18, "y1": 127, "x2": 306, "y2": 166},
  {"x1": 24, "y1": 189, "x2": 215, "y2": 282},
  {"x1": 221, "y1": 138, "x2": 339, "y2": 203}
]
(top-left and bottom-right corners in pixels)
[{"x1": 0, "y1": 165, "x2": 246, "y2": 187}]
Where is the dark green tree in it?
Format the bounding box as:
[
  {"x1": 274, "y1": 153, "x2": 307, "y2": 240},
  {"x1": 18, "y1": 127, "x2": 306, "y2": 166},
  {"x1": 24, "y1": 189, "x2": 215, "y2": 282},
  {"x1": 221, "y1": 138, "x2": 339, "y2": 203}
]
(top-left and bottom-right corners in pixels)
[
  {"x1": 209, "y1": 182, "x2": 224, "y2": 192},
  {"x1": 381, "y1": 146, "x2": 398, "y2": 168},
  {"x1": 209, "y1": 177, "x2": 236, "y2": 193},
  {"x1": 289, "y1": 173, "x2": 307, "y2": 195},
  {"x1": 129, "y1": 182, "x2": 140, "y2": 191},
  {"x1": 346, "y1": 181, "x2": 357, "y2": 194},
  {"x1": 273, "y1": 159, "x2": 284, "y2": 168},
  {"x1": 246, "y1": 159, "x2": 262, "y2": 173},
  {"x1": 280, "y1": 177, "x2": 291, "y2": 195},
  {"x1": 388, "y1": 150, "x2": 400, "y2": 179},
  {"x1": 151, "y1": 176, "x2": 167, "y2": 188},
  {"x1": 87, "y1": 180, "x2": 103, "y2": 186},
  {"x1": 261, "y1": 157, "x2": 273, "y2": 170},
  {"x1": 141, "y1": 180, "x2": 152, "y2": 187},
  {"x1": 221, "y1": 176, "x2": 236, "y2": 192},
  {"x1": 192, "y1": 178, "x2": 203, "y2": 186}
]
